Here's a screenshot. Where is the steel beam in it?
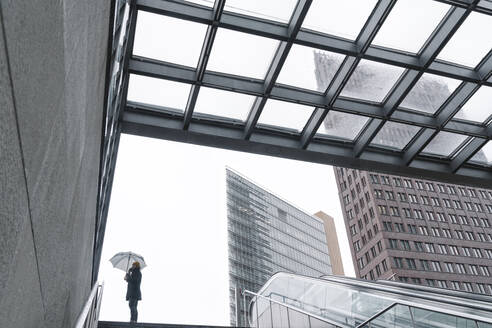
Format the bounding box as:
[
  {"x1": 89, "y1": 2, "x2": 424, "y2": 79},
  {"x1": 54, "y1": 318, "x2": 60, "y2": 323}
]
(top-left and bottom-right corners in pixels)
[
  {"x1": 121, "y1": 107, "x2": 492, "y2": 188},
  {"x1": 449, "y1": 137, "x2": 489, "y2": 172},
  {"x1": 183, "y1": 0, "x2": 225, "y2": 129},
  {"x1": 243, "y1": 0, "x2": 312, "y2": 139},
  {"x1": 403, "y1": 129, "x2": 438, "y2": 165}
]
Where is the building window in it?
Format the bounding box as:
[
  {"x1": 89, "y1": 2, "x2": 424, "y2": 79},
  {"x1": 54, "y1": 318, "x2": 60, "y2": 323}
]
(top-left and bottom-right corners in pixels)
[
  {"x1": 373, "y1": 224, "x2": 379, "y2": 234},
  {"x1": 357, "y1": 258, "x2": 365, "y2": 270},
  {"x1": 478, "y1": 233, "x2": 487, "y2": 242},
  {"x1": 416, "y1": 181, "x2": 425, "y2": 190},
  {"x1": 437, "y1": 280, "x2": 447, "y2": 288},
  {"x1": 369, "y1": 207, "x2": 375, "y2": 218},
  {"x1": 426, "y1": 211, "x2": 435, "y2": 220},
  {"x1": 407, "y1": 224, "x2": 417, "y2": 234},
  {"x1": 477, "y1": 283, "x2": 487, "y2": 294},
  {"x1": 456, "y1": 263, "x2": 466, "y2": 274},
  {"x1": 472, "y1": 248, "x2": 483, "y2": 258},
  {"x1": 347, "y1": 209, "x2": 354, "y2": 220},
  {"x1": 479, "y1": 190, "x2": 488, "y2": 199},
  {"x1": 448, "y1": 186, "x2": 457, "y2": 195},
  {"x1": 426, "y1": 279, "x2": 436, "y2": 287},
  {"x1": 458, "y1": 215, "x2": 469, "y2": 225},
  {"x1": 465, "y1": 202, "x2": 474, "y2": 211},
  {"x1": 479, "y1": 266, "x2": 490, "y2": 276},
  {"x1": 450, "y1": 281, "x2": 461, "y2": 290},
  {"x1": 398, "y1": 192, "x2": 407, "y2": 202},
  {"x1": 431, "y1": 261, "x2": 442, "y2": 272},
  {"x1": 370, "y1": 174, "x2": 379, "y2": 184},
  {"x1": 453, "y1": 200, "x2": 463, "y2": 210},
  {"x1": 390, "y1": 207, "x2": 400, "y2": 217},
  {"x1": 382, "y1": 259, "x2": 388, "y2": 271},
  {"x1": 389, "y1": 239, "x2": 399, "y2": 249},
  {"x1": 421, "y1": 196, "x2": 430, "y2": 205},
  {"x1": 414, "y1": 209, "x2": 424, "y2": 220},
  {"x1": 409, "y1": 194, "x2": 418, "y2": 203},
  {"x1": 418, "y1": 226, "x2": 429, "y2": 235},
  {"x1": 449, "y1": 245, "x2": 459, "y2": 255},
  {"x1": 378, "y1": 205, "x2": 388, "y2": 215},
  {"x1": 375, "y1": 264, "x2": 381, "y2": 276},
  {"x1": 437, "y1": 184, "x2": 446, "y2": 193},
  {"x1": 394, "y1": 257, "x2": 403, "y2": 268},
  {"x1": 425, "y1": 243, "x2": 435, "y2": 253},
  {"x1": 455, "y1": 230, "x2": 464, "y2": 239},
  {"x1": 475, "y1": 203, "x2": 484, "y2": 212},
  {"x1": 377, "y1": 241, "x2": 383, "y2": 253},
  {"x1": 361, "y1": 177, "x2": 367, "y2": 187},
  {"x1": 465, "y1": 231, "x2": 475, "y2": 241},
  {"x1": 462, "y1": 247, "x2": 471, "y2": 256},
  {"x1": 463, "y1": 282, "x2": 473, "y2": 292},
  {"x1": 414, "y1": 241, "x2": 424, "y2": 252},
  {"x1": 383, "y1": 221, "x2": 393, "y2": 232},
  {"x1": 369, "y1": 270, "x2": 375, "y2": 280},
  {"x1": 458, "y1": 187, "x2": 467, "y2": 196},
  {"x1": 403, "y1": 208, "x2": 411, "y2": 218},
  {"x1": 444, "y1": 262, "x2": 454, "y2": 273},
  {"x1": 469, "y1": 265, "x2": 479, "y2": 275},
  {"x1": 437, "y1": 244, "x2": 448, "y2": 254},
  {"x1": 343, "y1": 195, "x2": 351, "y2": 205},
  {"x1": 443, "y1": 198, "x2": 452, "y2": 208},
  {"x1": 485, "y1": 249, "x2": 492, "y2": 259},
  {"x1": 403, "y1": 179, "x2": 413, "y2": 188},
  {"x1": 406, "y1": 258, "x2": 416, "y2": 269},
  {"x1": 374, "y1": 189, "x2": 384, "y2": 199},
  {"x1": 365, "y1": 191, "x2": 370, "y2": 202},
  {"x1": 386, "y1": 191, "x2": 395, "y2": 200},
  {"x1": 426, "y1": 183, "x2": 435, "y2": 192},
  {"x1": 481, "y1": 218, "x2": 490, "y2": 227},
  {"x1": 468, "y1": 189, "x2": 477, "y2": 197},
  {"x1": 449, "y1": 214, "x2": 458, "y2": 224},
  {"x1": 430, "y1": 227, "x2": 441, "y2": 237},
  {"x1": 394, "y1": 223, "x2": 404, "y2": 232},
  {"x1": 370, "y1": 246, "x2": 377, "y2": 258},
  {"x1": 353, "y1": 240, "x2": 361, "y2": 252},
  {"x1": 400, "y1": 240, "x2": 411, "y2": 250},
  {"x1": 431, "y1": 197, "x2": 440, "y2": 206},
  {"x1": 442, "y1": 228, "x2": 452, "y2": 238},
  {"x1": 381, "y1": 176, "x2": 390, "y2": 185},
  {"x1": 350, "y1": 225, "x2": 357, "y2": 236},
  {"x1": 393, "y1": 178, "x2": 402, "y2": 187},
  {"x1": 420, "y1": 260, "x2": 430, "y2": 271},
  {"x1": 436, "y1": 212, "x2": 446, "y2": 222}
]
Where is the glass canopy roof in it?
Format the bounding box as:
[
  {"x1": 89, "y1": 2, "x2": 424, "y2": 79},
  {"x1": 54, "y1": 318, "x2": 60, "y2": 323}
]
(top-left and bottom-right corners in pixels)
[{"x1": 110, "y1": 0, "x2": 492, "y2": 189}]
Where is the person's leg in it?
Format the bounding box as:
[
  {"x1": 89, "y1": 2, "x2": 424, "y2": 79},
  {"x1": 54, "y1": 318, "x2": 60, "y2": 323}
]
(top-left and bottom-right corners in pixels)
[
  {"x1": 129, "y1": 299, "x2": 138, "y2": 322},
  {"x1": 134, "y1": 300, "x2": 139, "y2": 322}
]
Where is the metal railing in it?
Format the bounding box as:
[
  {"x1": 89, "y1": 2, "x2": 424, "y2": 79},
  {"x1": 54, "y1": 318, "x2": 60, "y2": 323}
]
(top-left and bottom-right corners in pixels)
[
  {"x1": 243, "y1": 289, "x2": 343, "y2": 328},
  {"x1": 74, "y1": 282, "x2": 104, "y2": 328}
]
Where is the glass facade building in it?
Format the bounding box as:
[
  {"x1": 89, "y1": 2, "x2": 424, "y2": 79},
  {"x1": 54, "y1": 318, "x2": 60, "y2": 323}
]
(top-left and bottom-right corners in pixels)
[{"x1": 227, "y1": 168, "x2": 332, "y2": 326}]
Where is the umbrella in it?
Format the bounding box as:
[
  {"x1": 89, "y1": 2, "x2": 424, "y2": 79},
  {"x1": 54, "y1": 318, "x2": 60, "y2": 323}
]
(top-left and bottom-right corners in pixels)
[{"x1": 110, "y1": 251, "x2": 147, "y2": 272}]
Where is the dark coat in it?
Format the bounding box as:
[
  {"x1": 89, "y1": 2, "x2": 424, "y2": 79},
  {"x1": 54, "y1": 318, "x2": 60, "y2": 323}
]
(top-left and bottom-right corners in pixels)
[{"x1": 126, "y1": 267, "x2": 142, "y2": 301}]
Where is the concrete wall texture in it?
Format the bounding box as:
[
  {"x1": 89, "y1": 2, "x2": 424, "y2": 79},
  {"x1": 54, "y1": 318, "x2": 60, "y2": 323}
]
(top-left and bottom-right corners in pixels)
[{"x1": 0, "y1": 1, "x2": 110, "y2": 327}]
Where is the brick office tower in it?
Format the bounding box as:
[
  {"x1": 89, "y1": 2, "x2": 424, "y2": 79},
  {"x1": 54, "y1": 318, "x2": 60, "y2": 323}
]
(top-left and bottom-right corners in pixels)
[{"x1": 334, "y1": 166, "x2": 492, "y2": 294}]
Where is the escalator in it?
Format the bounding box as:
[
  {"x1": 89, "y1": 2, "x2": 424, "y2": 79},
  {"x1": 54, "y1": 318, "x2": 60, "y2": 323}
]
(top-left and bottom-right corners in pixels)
[{"x1": 246, "y1": 272, "x2": 492, "y2": 328}]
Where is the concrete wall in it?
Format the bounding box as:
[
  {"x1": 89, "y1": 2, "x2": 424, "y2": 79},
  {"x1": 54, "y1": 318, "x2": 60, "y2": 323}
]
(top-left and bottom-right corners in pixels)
[{"x1": 0, "y1": 1, "x2": 110, "y2": 327}]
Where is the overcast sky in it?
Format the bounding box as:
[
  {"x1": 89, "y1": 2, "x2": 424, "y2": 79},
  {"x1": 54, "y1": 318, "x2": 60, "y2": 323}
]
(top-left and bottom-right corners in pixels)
[{"x1": 98, "y1": 134, "x2": 353, "y2": 325}]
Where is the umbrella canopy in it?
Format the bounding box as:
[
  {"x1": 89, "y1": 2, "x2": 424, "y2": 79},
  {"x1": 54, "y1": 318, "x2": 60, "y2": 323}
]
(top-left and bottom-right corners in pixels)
[{"x1": 110, "y1": 251, "x2": 147, "y2": 272}]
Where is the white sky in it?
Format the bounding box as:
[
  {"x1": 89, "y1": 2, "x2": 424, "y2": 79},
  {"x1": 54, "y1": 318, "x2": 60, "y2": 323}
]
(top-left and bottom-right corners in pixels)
[{"x1": 98, "y1": 134, "x2": 354, "y2": 325}]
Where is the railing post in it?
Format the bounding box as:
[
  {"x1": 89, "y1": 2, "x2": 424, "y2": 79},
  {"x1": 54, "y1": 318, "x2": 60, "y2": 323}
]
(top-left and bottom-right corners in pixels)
[
  {"x1": 255, "y1": 297, "x2": 259, "y2": 328},
  {"x1": 243, "y1": 291, "x2": 248, "y2": 327},
  {"x1": 269, "y1": 300, "x2": 274, "y2": 328}
]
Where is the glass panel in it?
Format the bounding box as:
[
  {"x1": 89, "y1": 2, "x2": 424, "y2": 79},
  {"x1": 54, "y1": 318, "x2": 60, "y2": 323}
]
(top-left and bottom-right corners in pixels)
[
  {"x1": 309, "y1": 316, "x2": 337, "y2": 328},
  {"x1": 271, "y1": 303, "x2": 289, "y2": 328},
  {"x1": 372, "y1": 0, "x2": 450, "y2": 53},
  {"x1": 340, "y1": 60, "x2": 404, "y2": 103},
  {"x1": 277, "y1": 45, "x2": 345, "y2": 92},
  {"x1": 258, "y1": 99, "x2": 315, "y2": 132},
  {"x1": 437, "y1": 12, "x2": 492, "y2": 68},
  {"x1": 400, "y1": 73, "x2": 461, "y2": 114},
  {"x1": 193, "y1": 87, "x2": 255, "y2": 121},
  {"x1": 257, "y1": 298, "x2": 272, "y2": 328},
  {"x1": 127, "y1": 74, "x2": 191, "y2": 111},
  {"x1": 370, "y1": 121, "x2": 421, "y2": 150},
  {"x1": 316, "y1": 111, "x2": 369, "y2": 141},
  {"x1": 133, "y1": 11, "x2": 207, "y2": 68},
  {"x1": 469, "y1": 141, "x2": 492, "y2": 166},
  {"x1": 411, "y1": 307, "x2": 477, "y2": 328},
  {"x1": 422, "y1": 131, "x2": 468, "y2": 157},
  {"x1": 366, "y1": 304, "x2": 412, "y2": 328},
  {"x1": 302, "y1": 0, "x2": 378, "y2": 40},
  {"x1": 478, "y1": 322, "x2": 492, "y2": 328},
  {"x1": 224, "y1": 0, "x2": 298, "y2": 24},
  {"x1": 454, "y1": 86, "x2": 492, "y2": 123},
  {"x1": 288, "y1": 308, "x2": 310, "y2": 327},
  {"x1": 207, "y1": 28, "x2": 279, "y2": 80},
  {"x1": 183, "y1": 0, "x2": 213, "y2": 7}
]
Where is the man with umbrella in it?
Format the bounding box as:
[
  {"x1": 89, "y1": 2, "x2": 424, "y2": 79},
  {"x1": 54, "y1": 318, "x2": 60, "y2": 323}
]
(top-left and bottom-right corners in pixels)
[
  {"x1": 125, "y1": 261, "x2": 142, "y2": 323},
  {"x1": 110, "y1": 251, "x2": 146, "y2": 323}
]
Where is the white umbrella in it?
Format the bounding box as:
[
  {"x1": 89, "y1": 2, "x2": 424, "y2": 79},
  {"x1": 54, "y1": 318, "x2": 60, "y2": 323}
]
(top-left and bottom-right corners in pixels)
[{"x1": 110, "y1": 251, "x2": 147, "y2": 272}]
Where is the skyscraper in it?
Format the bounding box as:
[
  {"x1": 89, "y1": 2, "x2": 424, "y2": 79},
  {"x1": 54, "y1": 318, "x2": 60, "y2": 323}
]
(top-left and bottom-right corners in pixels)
[
  {"x1": 315, "y1": 52, "x2": 492, "y2": 294},
  {"x1": 226, "y1": 168, "x2": 332, "y2": 326},
  {"x1": 313, "y1": 211, "x2": 345, "y2": 276}
]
